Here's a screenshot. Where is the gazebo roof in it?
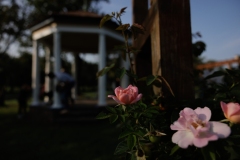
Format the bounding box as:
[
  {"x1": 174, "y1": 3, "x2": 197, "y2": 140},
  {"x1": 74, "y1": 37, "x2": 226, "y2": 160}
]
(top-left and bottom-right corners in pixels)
[{"x1": 30, "y1": 11, "x2": 124, "y2": 53}]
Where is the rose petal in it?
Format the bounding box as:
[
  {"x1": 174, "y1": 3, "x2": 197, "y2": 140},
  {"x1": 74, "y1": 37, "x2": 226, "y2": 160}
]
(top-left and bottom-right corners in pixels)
[
  {"x1": 210, "y1": 121, "x2": 231, "y2": 138},
  {"x1": 130, "y1": 94, "x2": 142, "y2": 104},
  {"x1": 118, "y1": 94, "x2": 130, "y2": 104},
  {"x1": 194, "y1": 107, "x2": 211, "y2": 122},
  {"x1": 114, "y1": 86, "x2": 123, "y2": 98},
  {"x1": 108, "y1": 95, "x2": 124, "y2": 104},
  {"x1": 131, "y1": 85, "x2": 138, "y2": 97},
  {"x1": 226, "y1": 102, "x2": 240, "y2": 117},
  {"x1": 172, "y1": 130, "x2": 194, "y2": 149},
  {"x1": 193, "y1": 138, "x2": 209, "y2": 148},
  {"x1": 181, "y1": 108, "x2": 198, "y2": 121},
  {"x1": 220, "y1": 101, "x2": 228, "y2": 117},
  {"x1": 170, "y1": 117, "x2": 187, "y2": 130}
]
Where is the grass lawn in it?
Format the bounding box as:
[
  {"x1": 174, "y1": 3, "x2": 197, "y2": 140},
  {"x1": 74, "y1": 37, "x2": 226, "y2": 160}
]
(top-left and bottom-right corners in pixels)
[{"x1": 0, "y1": 100, "x2": 121, "y2": 160}]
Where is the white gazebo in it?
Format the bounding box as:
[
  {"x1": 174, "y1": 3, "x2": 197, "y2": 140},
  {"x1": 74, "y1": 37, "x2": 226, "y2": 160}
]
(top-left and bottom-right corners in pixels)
[{"x1": 29, "y1": 11, "x2": 129, "y2": 108}]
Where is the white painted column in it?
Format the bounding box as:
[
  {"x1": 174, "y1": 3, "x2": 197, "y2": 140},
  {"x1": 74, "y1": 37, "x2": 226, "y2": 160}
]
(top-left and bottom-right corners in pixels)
[
  {"x1": 31, "y1": 40, "x2": 40, "y2": 106},
  {"x1": 51, "y1": 31, "x2": 63, "y2": 109},
  {"x1": 120, "y1": 55, "x2": 130, "y2": 88},
  {"x1": 71, "y1": 53, "x2": 77, "y2": 100},
  {"x1": 98, "y1": 33, "x2": 107, "y2": 106},
  {"x1": 44, "y1": 45, "x2": 51, "y2": 103}
]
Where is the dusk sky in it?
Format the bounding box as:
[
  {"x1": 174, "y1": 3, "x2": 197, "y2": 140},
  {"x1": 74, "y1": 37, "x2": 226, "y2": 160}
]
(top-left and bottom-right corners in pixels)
[{"x1": 98, "y1": 0, "x2": 240, "y2": 62}]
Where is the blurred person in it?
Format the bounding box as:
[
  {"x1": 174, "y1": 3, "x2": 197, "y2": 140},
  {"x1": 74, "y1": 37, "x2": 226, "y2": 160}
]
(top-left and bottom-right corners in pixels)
[{"x1": 55, "y1": 68, "x2": 75, "y2": 107}]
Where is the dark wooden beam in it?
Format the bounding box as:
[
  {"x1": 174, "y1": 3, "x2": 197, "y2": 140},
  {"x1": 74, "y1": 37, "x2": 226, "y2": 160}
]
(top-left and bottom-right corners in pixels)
[
  {"x1": 133, "y1": 0, "x2": 157, "y2": 49},
  {"x1": 151, "y1": 0, "x2": 194, "y2": 100},
  {"x1": 132, "y1": 0, "x2": 148, "y2": 24}
]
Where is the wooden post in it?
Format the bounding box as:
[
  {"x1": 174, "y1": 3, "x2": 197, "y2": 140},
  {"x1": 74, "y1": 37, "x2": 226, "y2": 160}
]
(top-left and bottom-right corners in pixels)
[
  {"x1": 151, "y1": 0, "x2": 194, "y2": 100},
  {"x1": 132, "y1": 0, "x2": 148, "y2": 24},
  {"x1": 132, "y1": 0, "x2": 152, "y2": 93},
  {"x1": 133, "y1": 0, "x2": 194, "y2": 100}
]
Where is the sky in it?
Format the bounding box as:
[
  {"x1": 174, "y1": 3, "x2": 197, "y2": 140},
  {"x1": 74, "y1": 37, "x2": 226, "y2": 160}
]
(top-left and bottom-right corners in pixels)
[{"x1": 97, "y1": 0, "x2": 240, "y2": 63}]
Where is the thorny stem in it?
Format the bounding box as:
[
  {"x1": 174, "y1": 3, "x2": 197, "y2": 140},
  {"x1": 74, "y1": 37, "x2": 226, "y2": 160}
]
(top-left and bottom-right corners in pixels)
[{"x1": 114, "y1": 15, "x2": 136, "y2": 84}]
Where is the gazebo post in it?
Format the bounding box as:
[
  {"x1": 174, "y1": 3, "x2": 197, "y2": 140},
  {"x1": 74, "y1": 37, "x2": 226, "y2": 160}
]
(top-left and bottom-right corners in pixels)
[
  {"x1": 31, "y1": 40, "x2": 41, "y2": 106},
  {"x1": 98, "y1": 33, "x2": 107, "y2": 106},
  {"x1": 51, "y1": 31, "x2": 63, "y2": 109},
  {"x1": 71, "y1": 52, "x2": 79, "y2": 100},
  {"x1": 44, "y1": 45, "x2": 52, "y2": 103}
]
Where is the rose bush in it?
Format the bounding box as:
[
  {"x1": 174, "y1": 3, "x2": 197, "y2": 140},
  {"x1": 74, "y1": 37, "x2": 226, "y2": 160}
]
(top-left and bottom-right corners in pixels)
[
  {"x1": 108, "y1": 85, "x2": 142, "y2": 105},
  {"x1": 221, "y1": 101, "x2": 240, "y2": 124}
]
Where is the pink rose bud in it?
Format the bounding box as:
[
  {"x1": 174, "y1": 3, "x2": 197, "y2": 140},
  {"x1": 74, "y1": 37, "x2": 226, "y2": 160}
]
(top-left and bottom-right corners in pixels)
[
  {"x1": 108, "y1": 85, "x2": 142, "y2": 105},
  {"x1": 221, "y1": 101, "x2": 240, "y2": 124}
]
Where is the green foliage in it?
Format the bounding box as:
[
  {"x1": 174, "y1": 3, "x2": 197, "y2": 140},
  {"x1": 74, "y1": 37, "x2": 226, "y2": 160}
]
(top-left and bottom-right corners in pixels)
[
  {"x1": 170, "y1": 145, "x2": 180, "y2": 156},
  {"x1": 127, "y1": 134, "x2": 137, "y2": 150},
  {"x1": 99, "y1": 14, "x2": 113, "y2": 28},
  {"x1": 96, "y1": 63, "x2": 115, "y2": 77},
  {"x1": 201, "y1": 145, "x2": 216, "y2": 160}
]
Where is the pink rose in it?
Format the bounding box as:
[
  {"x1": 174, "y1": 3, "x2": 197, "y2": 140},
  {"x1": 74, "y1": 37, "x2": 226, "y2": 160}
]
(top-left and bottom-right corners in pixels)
[
  {"x1": 170, "y1": 107, "x2": 231, "y2": 148},
  {"x1": 221, "y1": 101, "x2": 240, "y2": 124},
  {"x1": 108, "y1": 85, "x2": 142, "y2": 105}
]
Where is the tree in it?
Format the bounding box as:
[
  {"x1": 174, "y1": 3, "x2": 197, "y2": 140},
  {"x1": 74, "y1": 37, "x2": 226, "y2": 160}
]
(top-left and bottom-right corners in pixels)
[
  {"x1": 26, "y1": 0, "x2": 109, "y2": 26},
  {"x1": 0, "y1": 0, "x2": 28, "y2": 54}
]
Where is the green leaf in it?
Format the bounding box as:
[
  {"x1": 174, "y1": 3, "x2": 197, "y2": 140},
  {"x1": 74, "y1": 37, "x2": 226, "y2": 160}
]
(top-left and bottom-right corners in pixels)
[
  {"x1": 133, "y1": 112, "x2": 139, "y2": 118},
  {"x1": 137, "y1": 76, "x2": 147, "y2": 82},
  {"x1": 95, "y1": 112, "x2": 110, "y2": 119},
  {"x1": 97, "y1": 63, "x2": 115, "y2": 77},
  {"x1": 116, "y1": 67, "x2": 126, "y2": 79},
  {"x1": 122, "y1": 105, "x2": 126, "y2": 112},
  {"x1": 230, "y1": 87, "x2": 240, "y2": 97},
  {"x1": 141, "y1": 112, "x2": 152, "y2": 118},
  {"x1": 126, "y1": 70, "x2": 138, "y2": 79},
  {"x1": 146, "y1": 107, "x2": 159, "y2": 114},
  {"x1": 133, "y1": 130, "x2": 146, "y2": 138},
  {"x1": 213, "y1": 92, "x2": 227, "y2": 101},
  {"x1": 146, "y1": 75, "x2": 157, "y2": 86},
  {"x1": 119, "y1": 130, "x2": 133, "y2": 139},
  {"x1": 99, "y1": 14, "x2": 113, "y2": 28},
  {"x1": 106, "y1": 106, "x2": 117, "y2": 114},
  {"x1": 109, "y1": 114, "x2": 118, "y2": 124},
  {"x1": 116, "y1": 24, "x2": 130, "y2": 31},
  {"x1": 115, "y1": 107, "x2": 123, "y2": 114},
  {"x1": 170, "y1": 145, "x2": 180, "y2": 156},
  {"x1": 114, "y1": 141, "x2": 129, "y2": 155},
  {"x1": 119, "y1": 115, "x2": 125, "y2": 122},
  {"x1": 127, "y1": 134, "x2": 137, "y2": 150},
  {"x1": 201, "y1": 146, "x2": 216, "y2": 160}
]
